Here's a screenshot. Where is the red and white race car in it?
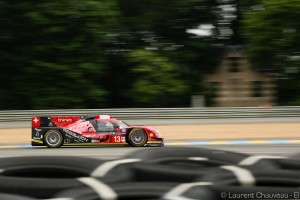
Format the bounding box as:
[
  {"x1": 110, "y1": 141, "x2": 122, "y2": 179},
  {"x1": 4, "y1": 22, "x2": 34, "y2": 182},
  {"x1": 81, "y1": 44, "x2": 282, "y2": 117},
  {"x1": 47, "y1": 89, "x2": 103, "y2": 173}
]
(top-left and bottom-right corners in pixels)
[{"x1": 31, "y1": 114, "x2": 164, "y2": 148}]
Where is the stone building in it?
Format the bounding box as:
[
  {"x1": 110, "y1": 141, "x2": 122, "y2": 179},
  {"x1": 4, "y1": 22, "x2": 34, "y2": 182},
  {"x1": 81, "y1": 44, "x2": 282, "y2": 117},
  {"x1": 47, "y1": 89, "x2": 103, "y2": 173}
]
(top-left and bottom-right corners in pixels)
[{"x1": 204, "y1": 46, "x2": 275, "y2": 107}]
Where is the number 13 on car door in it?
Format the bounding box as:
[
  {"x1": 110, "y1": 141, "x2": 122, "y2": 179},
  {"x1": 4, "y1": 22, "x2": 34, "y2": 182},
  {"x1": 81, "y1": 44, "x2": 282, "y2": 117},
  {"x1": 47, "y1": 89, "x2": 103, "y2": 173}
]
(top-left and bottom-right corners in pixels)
[{"x1": 111, "y1": 135, "x2": 125, "y2": 143}]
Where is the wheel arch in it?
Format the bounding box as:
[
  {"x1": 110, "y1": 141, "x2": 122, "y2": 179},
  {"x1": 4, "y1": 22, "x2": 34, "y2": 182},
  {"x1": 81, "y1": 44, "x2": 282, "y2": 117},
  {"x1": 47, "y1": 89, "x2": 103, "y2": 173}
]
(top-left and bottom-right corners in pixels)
[{"x1": 125, "y1": 128, "x2": 134, "y2": 143}]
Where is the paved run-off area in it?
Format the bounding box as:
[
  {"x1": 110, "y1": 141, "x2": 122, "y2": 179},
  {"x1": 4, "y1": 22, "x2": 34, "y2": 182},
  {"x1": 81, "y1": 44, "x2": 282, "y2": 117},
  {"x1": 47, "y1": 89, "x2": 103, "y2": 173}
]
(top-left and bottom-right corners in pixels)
[{"x1": 0, "y1": 122, "x2": 299, "y2": 144}]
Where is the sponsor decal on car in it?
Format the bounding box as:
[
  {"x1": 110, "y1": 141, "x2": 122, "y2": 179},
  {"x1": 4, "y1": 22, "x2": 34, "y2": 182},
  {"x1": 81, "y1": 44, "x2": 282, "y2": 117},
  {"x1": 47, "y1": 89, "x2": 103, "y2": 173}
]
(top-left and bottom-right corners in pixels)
[
  {"x1": 34, "y1": 128, "x2": 42, "y2": 138},
  {"x1": 33, "y1": 117, "x2": 39, "y2": 123},
  {"x1": 112, "y1": 136, "x2": 125, "y2": 143},
  {"x1": 32, "y1": 139, "x2": 43, "y2": 144},
  {"x1": 62, "y1": 128, "x2": 89, "y2": 143},
  {"x1": 58, "y1": 118, "x2": 72, "y2": 122}
]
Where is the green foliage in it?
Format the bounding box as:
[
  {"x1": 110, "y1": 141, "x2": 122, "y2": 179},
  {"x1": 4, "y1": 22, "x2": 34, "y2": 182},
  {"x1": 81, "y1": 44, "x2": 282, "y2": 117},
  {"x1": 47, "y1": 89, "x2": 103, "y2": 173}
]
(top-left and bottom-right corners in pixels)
[
  {"x1": 119, "y1": 0, "x2": 214, "y2": 36},
  {"x1": 202, "y1": 82, "x2": 219, "y2": 107},
  {"x1": 242, "y1": 0, "x2": 300, "y2": 105},
  {"x1": 0, "y1": 0, "x2": 299, "y2": 109},
  {"x1": 0, "y1": 0, "x2": 121, "y2": 109},
  {"x1": 118, "y1": 0, "x2": 221, "y2": 103},
  {"x1": 127, "y1": 50, "x2": 188, "y2": 107},
  {"x1": 242, "y1": 0, "x2": 300, "y2": 71}
]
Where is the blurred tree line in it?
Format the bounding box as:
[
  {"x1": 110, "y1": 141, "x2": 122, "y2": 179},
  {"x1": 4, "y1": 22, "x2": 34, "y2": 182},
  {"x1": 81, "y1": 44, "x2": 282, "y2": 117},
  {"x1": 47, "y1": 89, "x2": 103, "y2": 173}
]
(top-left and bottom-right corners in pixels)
[{"x1": 0, "y1": 0, "x2": 299, "y2": 109}]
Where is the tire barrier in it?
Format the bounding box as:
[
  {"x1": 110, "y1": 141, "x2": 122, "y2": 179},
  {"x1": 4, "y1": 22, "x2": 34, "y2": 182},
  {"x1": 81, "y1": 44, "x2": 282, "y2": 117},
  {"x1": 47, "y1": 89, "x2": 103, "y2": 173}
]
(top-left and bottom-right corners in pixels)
[
  {"x1": 127, "y1": 147, "x2": 277, "y2": 182},
  {"x1": 0, "y1": 156, "x2": 136, "y2": 198},
  {"x1": 0, "y1": 193, "x2": 37, "y2": 200},
  {"x1": 0, "y1": 147, "x2": 299, "y2": 200},
  {"x1": 54, "y1": 182, "x2": 179, "y2": 200}
]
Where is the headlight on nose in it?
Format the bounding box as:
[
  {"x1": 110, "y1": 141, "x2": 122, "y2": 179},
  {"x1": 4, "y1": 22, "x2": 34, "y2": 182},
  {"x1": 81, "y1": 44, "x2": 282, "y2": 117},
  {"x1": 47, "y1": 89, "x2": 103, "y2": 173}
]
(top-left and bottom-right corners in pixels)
[{"x1": 154, "y1": 129, "x2": 160, "y2": 138}]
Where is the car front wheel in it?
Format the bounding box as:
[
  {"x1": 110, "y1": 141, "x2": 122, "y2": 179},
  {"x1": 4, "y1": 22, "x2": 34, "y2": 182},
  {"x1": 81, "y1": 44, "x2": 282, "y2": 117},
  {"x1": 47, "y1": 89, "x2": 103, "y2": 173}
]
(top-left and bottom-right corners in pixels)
[{"x1": 128, "y1": 129, "x2": 148, "y2": 147}]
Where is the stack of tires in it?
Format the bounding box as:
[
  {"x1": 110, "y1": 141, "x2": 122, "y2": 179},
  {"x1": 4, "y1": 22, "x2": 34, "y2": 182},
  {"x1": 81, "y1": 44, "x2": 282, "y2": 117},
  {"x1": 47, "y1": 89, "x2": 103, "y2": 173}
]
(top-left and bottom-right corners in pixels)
[{"x1": 0, "y1": 147, "x2": 299, "y2": 200}]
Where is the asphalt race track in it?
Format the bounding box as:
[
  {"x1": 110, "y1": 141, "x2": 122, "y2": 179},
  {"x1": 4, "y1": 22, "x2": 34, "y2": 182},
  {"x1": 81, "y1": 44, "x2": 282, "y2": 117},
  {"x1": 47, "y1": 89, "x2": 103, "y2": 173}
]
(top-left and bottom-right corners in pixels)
[{"x1": 0, "y1": 144, "x2": 299, "y2": 159}]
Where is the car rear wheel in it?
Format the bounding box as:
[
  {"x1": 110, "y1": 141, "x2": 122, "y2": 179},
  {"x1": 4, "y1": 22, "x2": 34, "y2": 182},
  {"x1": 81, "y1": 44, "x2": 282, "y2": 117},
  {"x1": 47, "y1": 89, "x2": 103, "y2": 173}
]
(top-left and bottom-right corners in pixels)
[
  {"x1": 44, "y1": 130, "x2": 63, "y2": 148},
  {"x1": 128, "y1": 129, "x2": 148, "y2": 147}
]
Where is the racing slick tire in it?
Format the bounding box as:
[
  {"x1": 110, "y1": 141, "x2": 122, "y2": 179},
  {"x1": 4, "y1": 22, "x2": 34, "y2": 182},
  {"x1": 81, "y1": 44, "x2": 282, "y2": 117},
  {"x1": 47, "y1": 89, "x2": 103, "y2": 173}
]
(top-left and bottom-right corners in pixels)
[
  {"x1": 128, "y1": 129, "x2": 148, "y2": 147},
  {"x1": 44, "y1": 130, "x2": 63, "y2": 148}
]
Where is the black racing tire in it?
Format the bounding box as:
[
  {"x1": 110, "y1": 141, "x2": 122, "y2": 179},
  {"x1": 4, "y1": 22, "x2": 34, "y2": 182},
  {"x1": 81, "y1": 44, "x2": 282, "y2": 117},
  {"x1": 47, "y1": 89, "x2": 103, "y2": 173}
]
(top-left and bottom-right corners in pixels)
[
  {"x1": 54, "y1": 182, "x2": 178, "y2": 200},
  {"x1": 127, "y1": 129, "x2": 148, "y2": 147},
  {"x1": 0, "y1": 176, "x2": 86, "y2": 198},
  {"x1": 198, "y1": 169, "x2": 300, "y2": 186},
  {"x1": 126, "y1": 147, "x2": 250, "y2": 163},
  {"x1": 126, "y1": 147, "x2": 278, "y2": 168},
  {"x1": 0, "y1": 193, "x2": 37, "y2": 200},
  {"x1": 0, "y1": 156, "x2": 139, "y2": 198},
  {"x1": 0, "y1": 156, "x2": 136, "y2": 198},
  {"x1": 278, "y1": 159, "x2": 300, "y2": 170},
  {"x1": 44, "y1": 130, "x2": 63, "y2": 148},
  {"x1": 125, "y1": 147, "x2": 277, "y2": 182},
  {"x1": 0, "y1": 156, "x2": 134, "y2": 183},
  {"x1": 166, "y1": 186, "x2": 300, "y2": 200},
  {"x1": 0, "y1": 156, "x2": 104, "y2": 178}
]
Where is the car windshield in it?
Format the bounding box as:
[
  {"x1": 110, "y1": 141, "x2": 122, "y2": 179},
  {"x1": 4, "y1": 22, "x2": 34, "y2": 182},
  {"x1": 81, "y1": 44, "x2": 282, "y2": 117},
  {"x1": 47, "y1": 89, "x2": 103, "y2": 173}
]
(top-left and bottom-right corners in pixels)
[{"x1": 116, "y1": 121, "x2": 129, "y2": 128}]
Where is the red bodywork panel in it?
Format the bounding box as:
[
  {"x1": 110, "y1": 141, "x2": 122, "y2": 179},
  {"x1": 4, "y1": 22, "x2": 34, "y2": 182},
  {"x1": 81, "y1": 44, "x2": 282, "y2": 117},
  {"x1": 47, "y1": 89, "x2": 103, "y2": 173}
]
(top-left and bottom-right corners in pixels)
[
  {"x1": 32, "y1": 117, "x2": 40, "y2": 128},
  {"x1": 51, "y1": 116, "x2": 81, "y2": 127}
]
